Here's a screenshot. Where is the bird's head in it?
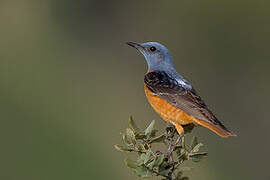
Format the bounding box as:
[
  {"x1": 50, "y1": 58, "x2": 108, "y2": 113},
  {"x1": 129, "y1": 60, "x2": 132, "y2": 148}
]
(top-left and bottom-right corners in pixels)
[{"x1": 126, "y1": 41, "x2": 174, "y2": 72}]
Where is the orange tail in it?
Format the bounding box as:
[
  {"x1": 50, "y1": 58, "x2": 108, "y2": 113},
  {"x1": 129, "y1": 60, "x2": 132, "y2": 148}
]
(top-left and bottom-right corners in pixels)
[{"x1": 196, "y1": 120, "x2": 237, "y2": 138}]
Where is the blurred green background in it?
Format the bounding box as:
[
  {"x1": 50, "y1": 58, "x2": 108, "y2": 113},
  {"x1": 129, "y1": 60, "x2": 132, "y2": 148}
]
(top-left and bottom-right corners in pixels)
[{"x1": 2, "y1": 0, "x2": 270, "y2": 179}]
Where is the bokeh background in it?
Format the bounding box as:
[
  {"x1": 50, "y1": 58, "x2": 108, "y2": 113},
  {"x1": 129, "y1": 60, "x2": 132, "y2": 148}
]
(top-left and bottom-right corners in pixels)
[{"x1": 2, "y1": 0, "x2": 270, "y2": 179}]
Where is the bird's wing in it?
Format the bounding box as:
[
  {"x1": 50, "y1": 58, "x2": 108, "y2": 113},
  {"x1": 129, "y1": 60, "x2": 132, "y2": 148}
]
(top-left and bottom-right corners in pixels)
[{"x1": 144, "y1": 71, "x2": 228, "y2": 130}]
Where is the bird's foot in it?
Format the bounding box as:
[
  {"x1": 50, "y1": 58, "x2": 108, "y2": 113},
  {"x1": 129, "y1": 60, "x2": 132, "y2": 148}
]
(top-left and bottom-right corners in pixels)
[{"x1": 165, "y1": 125, "x2": 176, "y2": 139}]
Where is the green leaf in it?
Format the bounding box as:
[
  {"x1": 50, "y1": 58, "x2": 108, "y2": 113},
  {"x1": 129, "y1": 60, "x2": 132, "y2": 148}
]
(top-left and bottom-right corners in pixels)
[
  {"x1": 149, "y1": 134, "x2": 165, "y2": 144},
  {"x1": 192, "y1": 143, "x2": 203, "y2": 153},
  {"x1": 159, "y1": 169, "x2": 170, "y2": 177},
  {"x1": 154, "y1": 154, "x2": 164, "y2": 167},
  {"x1": 129, "y1": 116, "x2": 140, "y2": 133},
  {"x1": 135, "y1": 166, "x2": 152, "y2": 178},
  {"x1": 138, "y1": 150, "x2": 152, "y2": 165},
  {"x1": 190, "y1": 152, "x2": 208, "y2": 163},
  {"x1": 137, "y1": 144, "x2": 145, "y2": 152},
  {"x1": 125, "y1": 158, "x2": 152, "y2": 178},
  {"x1": 147, "y1": 154, "x2": 165, "y2": 169},
  {"x1": 144, "y1": 150, "x2": 152, "y2": 164},
  {"x1": 125, "y1": 158, "x2": 138, "y2": 169},
  {"x1": 122, "y1": 134, "x2": 132, "y2": 146},
  {"x1": 176, "y1": 148, "x2": 182, "y2": 158},
  {"x1": 135, "y1": 134, "x2": 147, "y2": 140},
  {"x1": 145, "y1": 120, "x2": 155, "y2": 136},
  {"x1": 177, "y1": 149, "x2": 188, "y2": 161},
  {"x1": 146, "y1": 159, "x2": 155, "y2": 169},
  {"x1": 190, "y1": 157, "x2": 200, "y2": 163},
  {"x1": 149, "y1": 129, "x2": 158, "y2": 138},
  {"x1": 126, "y1": 128, "x2": 136, "y2": 144},
  {"x1": 158, "y1": 160, "x2": 171, "y2": 175},
  {"x1": 114, "y1": 144, "x2": 133, "y2": 152},
  {"x1": 137, "y1": 154, "x2": 146, "y2": 165},
  {"x1": 190, "y1": 136, "x2": 198, "y2": 149}
]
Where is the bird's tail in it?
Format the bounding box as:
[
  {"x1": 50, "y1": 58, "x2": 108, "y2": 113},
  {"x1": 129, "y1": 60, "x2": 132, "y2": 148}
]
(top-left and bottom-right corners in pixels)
[{"x1": 196, "y1": 120, "x2": 237, "y2": 138}]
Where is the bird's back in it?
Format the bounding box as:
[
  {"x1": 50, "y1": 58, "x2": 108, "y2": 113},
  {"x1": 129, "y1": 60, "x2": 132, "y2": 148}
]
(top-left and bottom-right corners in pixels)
[{"x1": 144, "y1": 70, "x2": 236, "y2": 137}]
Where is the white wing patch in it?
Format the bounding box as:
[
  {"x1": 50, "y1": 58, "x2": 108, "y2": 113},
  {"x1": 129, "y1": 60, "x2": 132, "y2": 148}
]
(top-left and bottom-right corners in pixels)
[{"x1": 175, "y1": 78, "x2": 192, "y2": 89}]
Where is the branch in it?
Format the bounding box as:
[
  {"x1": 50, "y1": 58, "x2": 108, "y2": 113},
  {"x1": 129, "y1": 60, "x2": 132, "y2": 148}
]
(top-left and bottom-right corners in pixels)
[{"x1": 115, "y1": 116, "x2": 208, "y2": 180}]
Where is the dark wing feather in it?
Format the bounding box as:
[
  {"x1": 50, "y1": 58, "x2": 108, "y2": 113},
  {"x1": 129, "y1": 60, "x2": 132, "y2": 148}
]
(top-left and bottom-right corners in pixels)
[{"x1": 144, "y1": 71, "x2": 228, "y2": 130}]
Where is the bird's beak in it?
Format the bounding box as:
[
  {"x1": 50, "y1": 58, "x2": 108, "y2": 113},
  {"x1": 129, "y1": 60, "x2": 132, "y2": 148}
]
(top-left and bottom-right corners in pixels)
[{"x1": 126, "y1": 42, "x2": 143, "y2": 50}]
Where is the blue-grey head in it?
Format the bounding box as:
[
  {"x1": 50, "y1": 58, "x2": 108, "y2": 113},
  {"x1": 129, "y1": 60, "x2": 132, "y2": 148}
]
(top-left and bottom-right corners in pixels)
[
  {"x1": 126, "y1": 41, "x2": 192, "y2": 89},
  {"x1": 126, "y1": 42, "x2": 175, "y2": 72}
]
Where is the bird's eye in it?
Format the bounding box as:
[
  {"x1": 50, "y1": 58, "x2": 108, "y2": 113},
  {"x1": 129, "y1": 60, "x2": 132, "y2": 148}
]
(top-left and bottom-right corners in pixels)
[{"x1": 150, "y1": 46, "x2": 156, "y2": 52}]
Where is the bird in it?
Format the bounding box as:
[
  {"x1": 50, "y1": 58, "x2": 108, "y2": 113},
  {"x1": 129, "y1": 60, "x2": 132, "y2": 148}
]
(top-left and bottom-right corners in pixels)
[{"x1": 126, "y1": 41, "x2": 236, "y2": 138}]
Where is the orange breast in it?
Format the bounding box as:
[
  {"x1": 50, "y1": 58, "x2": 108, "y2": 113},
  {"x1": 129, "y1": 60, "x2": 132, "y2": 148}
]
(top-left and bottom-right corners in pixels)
[{"x1": 144, "y1": 84, "x2": 198, "y2": 125}]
